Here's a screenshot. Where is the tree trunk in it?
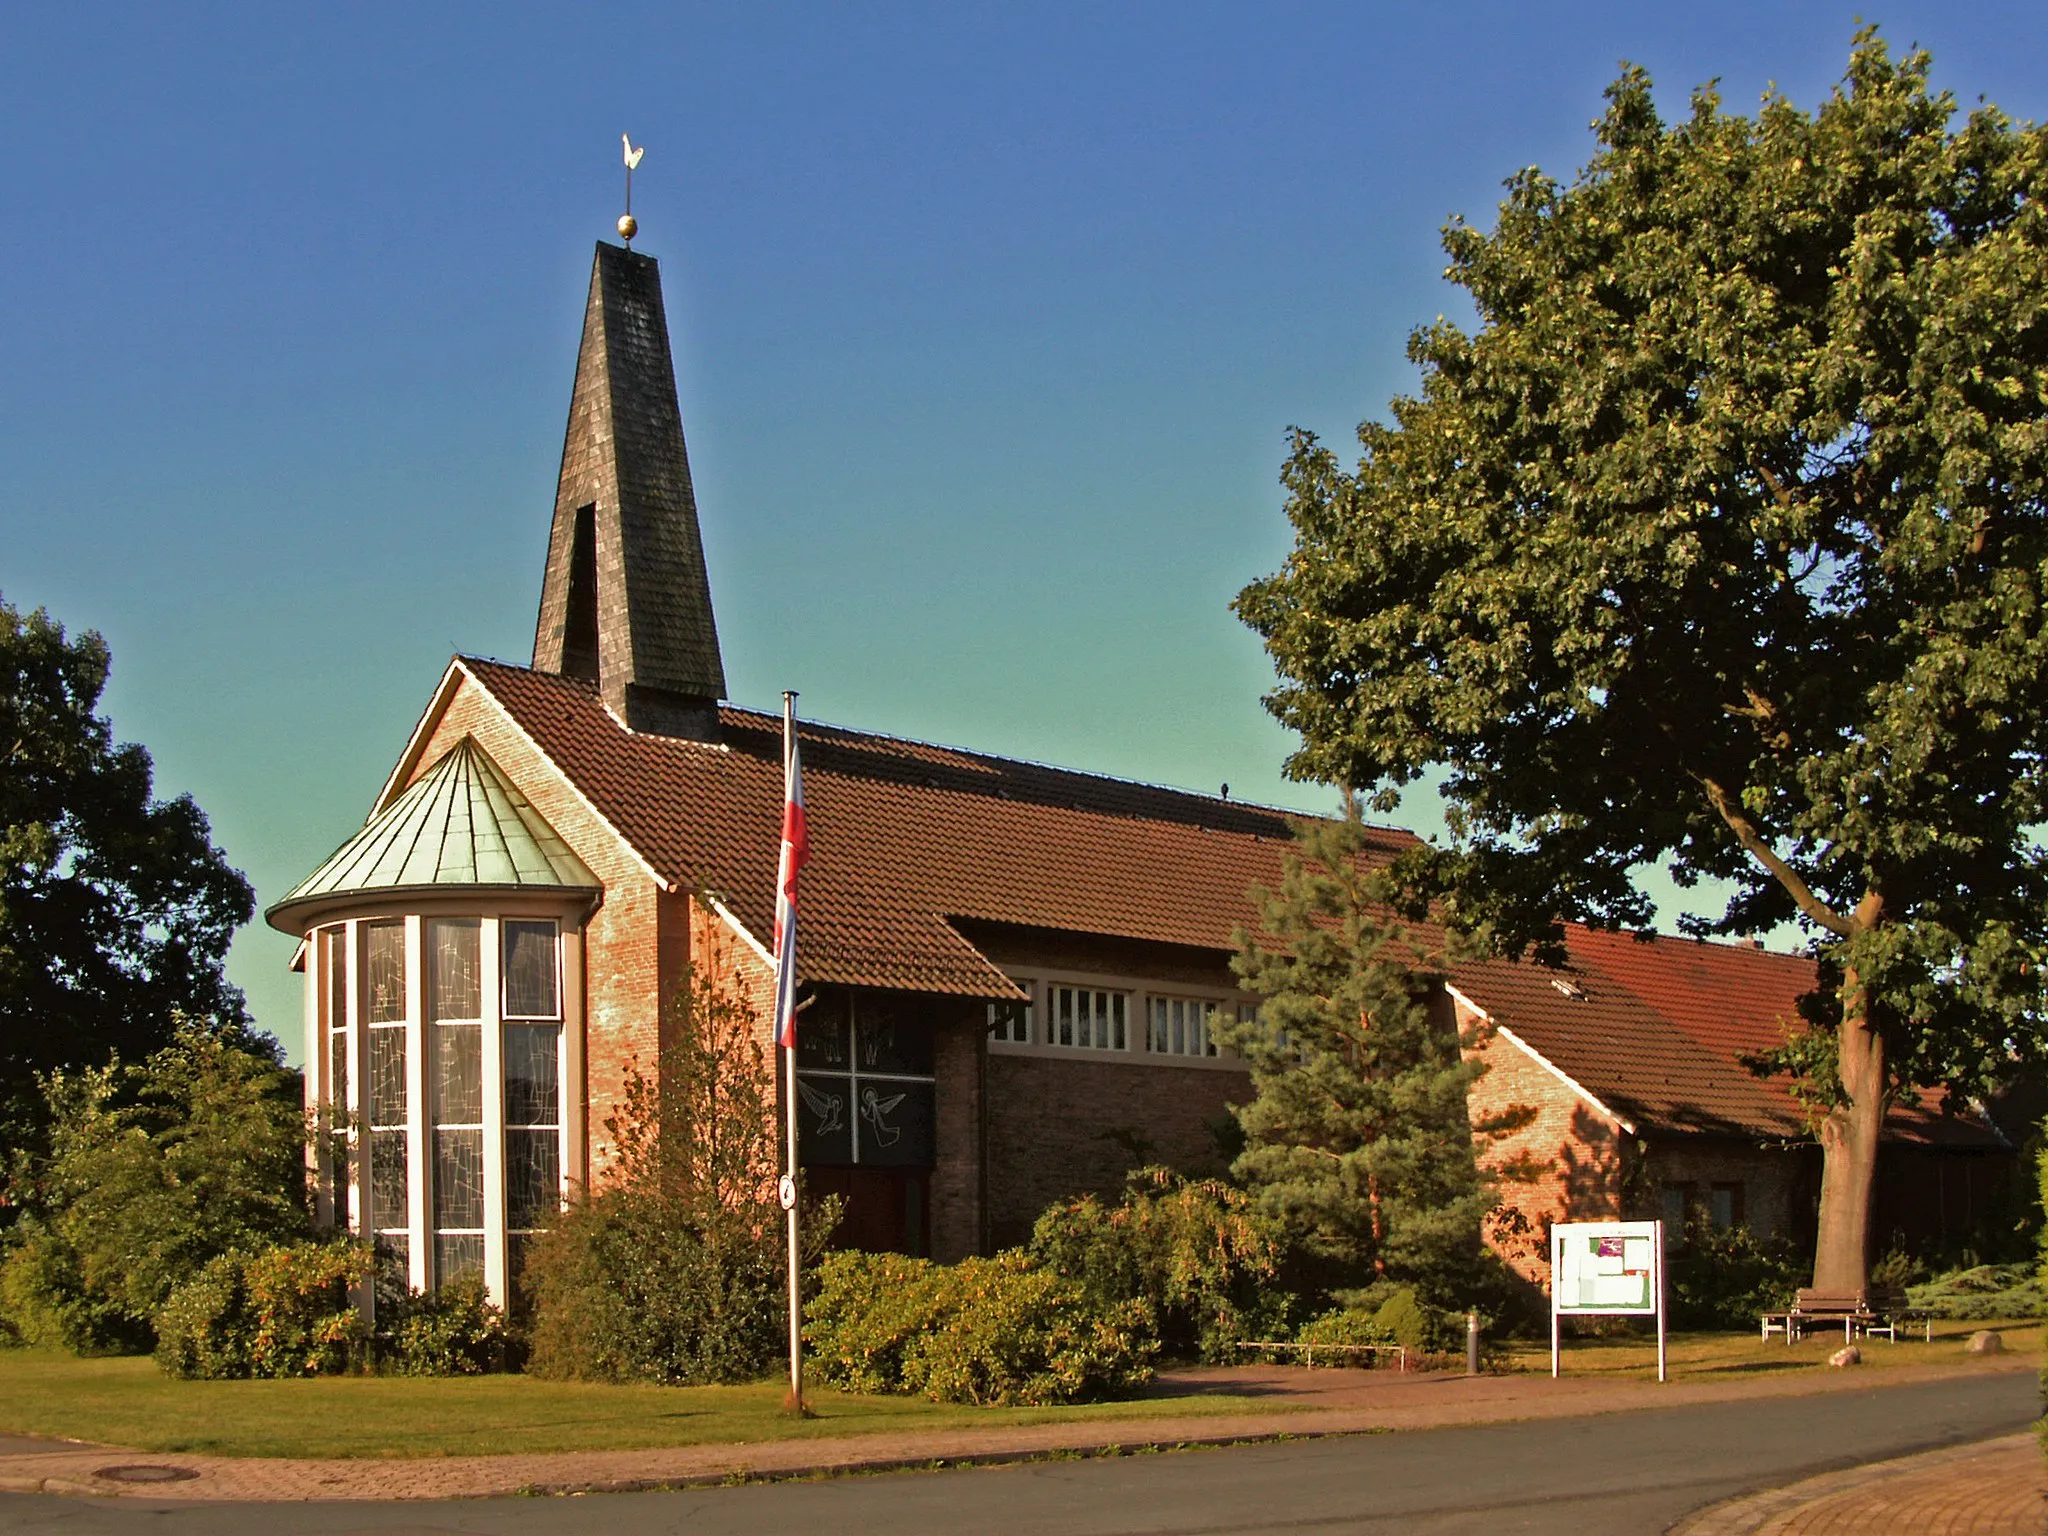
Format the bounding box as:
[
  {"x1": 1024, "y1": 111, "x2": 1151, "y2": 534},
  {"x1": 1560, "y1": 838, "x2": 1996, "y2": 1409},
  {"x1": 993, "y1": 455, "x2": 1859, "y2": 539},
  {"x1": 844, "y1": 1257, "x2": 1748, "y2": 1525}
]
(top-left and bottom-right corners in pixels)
[{"x1": 1810, "y1": 963, "x2": 1886, "y2": 1294}]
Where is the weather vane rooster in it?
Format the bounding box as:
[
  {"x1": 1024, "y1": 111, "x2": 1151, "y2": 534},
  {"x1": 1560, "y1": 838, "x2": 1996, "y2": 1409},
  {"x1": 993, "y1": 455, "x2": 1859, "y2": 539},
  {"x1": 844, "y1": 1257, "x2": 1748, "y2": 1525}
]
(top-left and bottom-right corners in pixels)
[{"x1": 619, "y1": 135, "x2": 645, "y2": 243}]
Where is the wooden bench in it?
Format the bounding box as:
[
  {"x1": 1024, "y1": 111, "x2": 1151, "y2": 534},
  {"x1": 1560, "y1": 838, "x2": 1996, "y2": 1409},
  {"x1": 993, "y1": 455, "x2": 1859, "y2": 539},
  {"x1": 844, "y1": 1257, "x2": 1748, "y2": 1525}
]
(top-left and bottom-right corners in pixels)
[
  {"x1": 1760, "y1": 1288, "x2": 1931, "y2": 1345},
  {"x1": 1236, "y1": 1340, "x2": 1409, "y2": 1372}
]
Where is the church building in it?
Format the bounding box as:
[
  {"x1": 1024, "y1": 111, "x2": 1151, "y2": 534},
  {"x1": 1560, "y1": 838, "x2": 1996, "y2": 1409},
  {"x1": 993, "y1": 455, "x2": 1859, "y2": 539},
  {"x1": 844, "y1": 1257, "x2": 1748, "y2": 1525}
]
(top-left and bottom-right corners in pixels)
[{"x1": 266, "y1": 238, "x2": 2014, "y2": 1310}]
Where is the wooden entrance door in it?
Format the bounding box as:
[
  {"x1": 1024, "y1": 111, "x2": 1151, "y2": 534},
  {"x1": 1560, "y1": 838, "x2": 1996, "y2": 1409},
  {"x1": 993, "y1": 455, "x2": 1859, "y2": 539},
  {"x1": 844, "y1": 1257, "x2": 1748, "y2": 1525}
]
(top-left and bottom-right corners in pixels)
[{"x1": 806, "y1": 1166, "x2": 930, "y2": 1257}]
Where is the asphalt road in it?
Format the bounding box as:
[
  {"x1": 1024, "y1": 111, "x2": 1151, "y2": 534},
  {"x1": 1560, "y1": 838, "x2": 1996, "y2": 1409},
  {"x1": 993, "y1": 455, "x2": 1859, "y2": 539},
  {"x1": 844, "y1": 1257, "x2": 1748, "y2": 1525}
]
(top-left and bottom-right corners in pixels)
[{"x1": 0, "y1": 1371, "x2": 2035, "y2": 1536}]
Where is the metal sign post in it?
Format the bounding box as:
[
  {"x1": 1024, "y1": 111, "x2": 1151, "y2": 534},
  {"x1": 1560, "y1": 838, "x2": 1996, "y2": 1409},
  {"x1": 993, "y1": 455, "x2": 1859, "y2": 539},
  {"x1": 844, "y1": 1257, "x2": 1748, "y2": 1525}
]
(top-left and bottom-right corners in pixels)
[{"x1": 1550, "y1": 1219, "x2": 1666, "y2": 1383}]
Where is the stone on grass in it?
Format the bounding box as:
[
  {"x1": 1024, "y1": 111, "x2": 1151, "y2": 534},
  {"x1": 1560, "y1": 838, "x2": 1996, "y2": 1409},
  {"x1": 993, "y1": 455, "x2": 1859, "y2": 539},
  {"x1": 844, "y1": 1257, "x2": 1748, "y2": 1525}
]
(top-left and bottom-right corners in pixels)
[
  {"x1": 1964, "y1": 1330, "x2": 2004, "y2": 1356},
  {"x1": 1827, "y1": 1345, "x2": 1861, "y2": 1367}
]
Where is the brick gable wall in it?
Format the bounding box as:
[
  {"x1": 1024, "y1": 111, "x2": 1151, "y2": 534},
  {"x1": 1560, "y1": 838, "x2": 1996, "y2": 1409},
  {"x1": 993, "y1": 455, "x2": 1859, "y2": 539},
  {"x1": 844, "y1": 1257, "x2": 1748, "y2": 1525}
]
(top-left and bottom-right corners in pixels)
[
  {"x1": 1457, "y1": 990, "x2": 1629, "y2": 1284},
  {"x1": 410, "y1": 673, "x2": 669, "y2": 1187}
]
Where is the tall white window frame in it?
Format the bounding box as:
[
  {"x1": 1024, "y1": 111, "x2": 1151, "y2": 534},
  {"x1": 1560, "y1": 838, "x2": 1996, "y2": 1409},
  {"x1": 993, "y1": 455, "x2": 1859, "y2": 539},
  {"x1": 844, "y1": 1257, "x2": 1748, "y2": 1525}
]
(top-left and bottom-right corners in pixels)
[
  {"x1": 317, "y1": 925, "x2": 354, "y2": 1230},
  {"x1": 429, "y1": 918, "x2": 487, "y2": 1286},
  {"x1": 313, "y1": 910, "x2": 574, "y2": 1310},
  {"x1": 501, "y1": 917, "x2": 565, "y2": 1294}
]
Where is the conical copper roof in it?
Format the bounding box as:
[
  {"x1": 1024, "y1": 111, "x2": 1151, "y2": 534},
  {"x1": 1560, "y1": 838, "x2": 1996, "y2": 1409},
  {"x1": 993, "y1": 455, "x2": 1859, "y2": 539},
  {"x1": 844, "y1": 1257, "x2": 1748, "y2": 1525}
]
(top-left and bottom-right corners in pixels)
[{"x1": 266, "y1": 737, "x2": 597, "y2": 933}]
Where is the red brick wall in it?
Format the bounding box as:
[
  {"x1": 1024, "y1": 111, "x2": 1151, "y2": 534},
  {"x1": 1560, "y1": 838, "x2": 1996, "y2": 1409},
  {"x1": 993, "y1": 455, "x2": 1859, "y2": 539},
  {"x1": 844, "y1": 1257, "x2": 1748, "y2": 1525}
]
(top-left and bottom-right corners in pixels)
[
  {"x1": 984, "y1": 1054, "x2": 1245, "y2": 1249},
  {"x1": 929, "y1": 1011, "x2": 984, "y2": 1261},
  {"x1": 1456, "y1": 992, "x2": 1627, "y2": 1285}
]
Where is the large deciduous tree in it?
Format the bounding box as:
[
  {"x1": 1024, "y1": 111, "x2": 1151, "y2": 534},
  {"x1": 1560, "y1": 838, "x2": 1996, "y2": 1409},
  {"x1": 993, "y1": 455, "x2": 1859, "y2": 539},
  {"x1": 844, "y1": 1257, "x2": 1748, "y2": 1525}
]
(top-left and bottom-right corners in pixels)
[
  {"x1": 1, "y1": 598, "x2": 255, "y2": 1142},
  {"x1": 1236, "y1": 34, "x2": 2048, "y2": 1293}
]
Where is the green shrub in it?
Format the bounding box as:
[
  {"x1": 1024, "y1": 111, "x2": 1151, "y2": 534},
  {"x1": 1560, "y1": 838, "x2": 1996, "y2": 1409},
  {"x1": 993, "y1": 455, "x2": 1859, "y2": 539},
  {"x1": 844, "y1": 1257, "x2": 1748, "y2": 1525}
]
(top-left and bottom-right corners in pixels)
[
  {"x1": 1294, "y1": 1306, "x2": 1394, "y2": 1349},
  {"x1": 1303, "y1": 1279, "x2": 1518, "y2": 1365},
  {"x1": 0, "y1": 1030, "x2": 308, "y2": 1355},
  {"x1": 0, "y1": 1221, "x2": 151, "y2": 1355},
  {"x1": 910, "y1": 1254, "x2": 1154, "y2": 1406},
  {"x1": 1366, "y1": 1287, "x2": 1431, "y2": 1352},
  {"x1": 796, "y1": 1250, "x2": 936, "y2": 1394},
  {"x1": 153, "y1": 1252, "x2": 255, "y2": 1379},
  {"x1": 1029, "y1": 1167, "x2": 1291, "y2": 1361},
  {"x1": 1667, "y1": 1225, "x2": 1802, "y2": 1329},
  {"x1": 388, "y1": 1270, "x2": 510, "y2": 1376},
  {"x1": 154, "y1": 1241, "x2": 369, "y2": 1379},
  {"x1": 805, "y1": 1250, "x2": 1155, "y2": 1405},
  {"x1": 524, "y1": 963, "x2": 841, "y2": 1385},
  {"x1": 522, "y1": 1178, "x2": 789, "y2": 1384},
  {"x1": 1870, "y1": 1247, "x2": 1928, "y2": 1290},
  {"x1": 1908, "y1": 1263, "x2": 2048, "y2": 1321}
]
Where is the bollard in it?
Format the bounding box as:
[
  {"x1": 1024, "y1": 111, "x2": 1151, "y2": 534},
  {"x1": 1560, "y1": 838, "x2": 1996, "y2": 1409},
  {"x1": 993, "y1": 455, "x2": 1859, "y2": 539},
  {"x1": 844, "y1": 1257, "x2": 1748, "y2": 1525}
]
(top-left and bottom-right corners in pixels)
[{"x1": 1466, "y1": 1310, "x2": 1480, "y2": 1376}]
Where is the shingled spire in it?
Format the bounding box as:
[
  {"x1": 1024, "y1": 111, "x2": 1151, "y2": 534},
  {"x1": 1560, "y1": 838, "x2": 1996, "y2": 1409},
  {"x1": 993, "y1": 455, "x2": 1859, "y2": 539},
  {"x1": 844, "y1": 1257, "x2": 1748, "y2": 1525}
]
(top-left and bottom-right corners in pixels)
[{"x1": 533, "y1": 242, "x2": 726, "y2": 739}]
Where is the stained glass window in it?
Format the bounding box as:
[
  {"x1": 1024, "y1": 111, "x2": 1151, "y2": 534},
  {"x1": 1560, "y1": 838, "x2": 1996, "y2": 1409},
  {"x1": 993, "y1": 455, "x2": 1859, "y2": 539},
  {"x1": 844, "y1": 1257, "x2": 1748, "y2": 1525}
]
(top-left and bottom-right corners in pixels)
[
  {"x1": 435, "y1": 1233, "x2": 483, "y2": 1281},
  {"x1": 502, "y1": 920, "x2": 559, "y2": 1019},
  {"x1": 363, "y1": 921, "x2": 406, "y2": 1023},
  {"x1": 434, "y1": 1128, "x2": 485, "y2": 1230},
  {"x1": 434, "y1": 1024, "x2": 481, "y2": 1124},
  {"x1": 505, "y1": 1017, "x2": 561, "y2": 1234},
  {"x1": 369, "y1": 1026, "x2": 407, "y2": 1124},
  {"x1": 799, "y1": 990, "x2": 936, "y2": 1169},
  {"x1": 429, "y1": 919, "x2": 481, "y2": 1022},
  {"x1": 320, "y1": 926, "x2": 351, "y2": 1218},
  {"x1": 323, "y1": 927, "x2": 349, "y2": 1107},
  {"x1": 507, "y1": 1129, "x2": 560, "y2": 1230},
  {"x1": 433, "y1": 916, "x2": 486, "y2": 1285},
  {"x1": 504, "y1": 1026, "x2": 559, "y2": 1127},
  {"x1": 370, "y1": 1128, "x2": 409, "y2": 1231}
]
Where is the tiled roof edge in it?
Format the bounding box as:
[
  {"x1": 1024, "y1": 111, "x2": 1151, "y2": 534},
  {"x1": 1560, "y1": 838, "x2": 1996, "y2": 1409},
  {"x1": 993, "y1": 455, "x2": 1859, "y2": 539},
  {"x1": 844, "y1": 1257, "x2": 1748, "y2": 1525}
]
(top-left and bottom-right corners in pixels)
[
  {"x1": 1449, "y1": 982, "x2": 1637, "y2": 1135},
  {"x1": 449, "y1": 658, "x2": 676, "y2": 894},
  {"x1": 705, "y1": 896, "x2": 775, "y2": 972}
]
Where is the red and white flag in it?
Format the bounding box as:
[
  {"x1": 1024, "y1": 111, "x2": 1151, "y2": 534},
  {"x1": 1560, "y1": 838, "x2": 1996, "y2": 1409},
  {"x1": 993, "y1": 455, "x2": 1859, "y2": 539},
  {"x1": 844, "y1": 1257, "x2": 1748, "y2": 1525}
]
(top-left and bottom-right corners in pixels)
[{"x1": 772, "y1": 720, "x2": 808, "y2": 1049}]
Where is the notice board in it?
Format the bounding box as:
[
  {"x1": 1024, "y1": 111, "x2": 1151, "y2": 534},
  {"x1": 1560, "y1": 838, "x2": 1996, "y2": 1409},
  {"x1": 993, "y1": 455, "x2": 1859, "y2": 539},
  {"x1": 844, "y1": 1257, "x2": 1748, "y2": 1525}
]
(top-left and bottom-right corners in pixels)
[{"x1": 1550, "y1": 1219, "x2": 1666, "y2": 1380}]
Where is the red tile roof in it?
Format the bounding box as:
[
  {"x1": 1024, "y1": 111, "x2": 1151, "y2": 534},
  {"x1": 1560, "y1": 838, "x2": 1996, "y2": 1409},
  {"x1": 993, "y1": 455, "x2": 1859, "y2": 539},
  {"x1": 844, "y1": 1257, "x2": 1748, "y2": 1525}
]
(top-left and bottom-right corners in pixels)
[
  {"x1": 462, "y1": 658, "x2": 1385, "y2": 997},
  {"x1": 1454, "y1": 929, "x2": 1999, "y2": 1149},
  {"x1": 459, "y1": 658, "x2": 2002, "y2": 1151}
]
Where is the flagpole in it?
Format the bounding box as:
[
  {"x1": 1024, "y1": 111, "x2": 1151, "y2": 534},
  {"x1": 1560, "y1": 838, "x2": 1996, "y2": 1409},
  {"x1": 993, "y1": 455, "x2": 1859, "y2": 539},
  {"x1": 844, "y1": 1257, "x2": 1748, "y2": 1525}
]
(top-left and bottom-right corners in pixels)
[{"x1": 780, "y1": 690, "x2": 804, "y2": 1416}]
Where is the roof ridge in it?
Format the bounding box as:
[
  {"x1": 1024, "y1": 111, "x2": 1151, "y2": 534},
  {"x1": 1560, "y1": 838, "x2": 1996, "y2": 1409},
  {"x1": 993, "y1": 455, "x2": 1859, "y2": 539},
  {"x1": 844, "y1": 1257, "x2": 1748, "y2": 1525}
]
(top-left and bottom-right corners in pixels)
[
  {"x1": 456, "y1": 653, "x2": 1399, "y2": 837},
  {"x1": 1563, "y1": 920, "x2": 1816, "y2": 962}
]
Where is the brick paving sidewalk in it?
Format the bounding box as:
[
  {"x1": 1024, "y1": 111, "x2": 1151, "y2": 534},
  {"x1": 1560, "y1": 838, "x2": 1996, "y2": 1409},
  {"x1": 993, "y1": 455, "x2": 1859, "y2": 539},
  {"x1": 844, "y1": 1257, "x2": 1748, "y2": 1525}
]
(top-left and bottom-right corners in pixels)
[
  {"x1": 1675, "y1": 1431, "x2": 2045, "y2": 1536},
  {"x1": 0, "y1": 1357, "x2": 2031, "y2": 1505}
]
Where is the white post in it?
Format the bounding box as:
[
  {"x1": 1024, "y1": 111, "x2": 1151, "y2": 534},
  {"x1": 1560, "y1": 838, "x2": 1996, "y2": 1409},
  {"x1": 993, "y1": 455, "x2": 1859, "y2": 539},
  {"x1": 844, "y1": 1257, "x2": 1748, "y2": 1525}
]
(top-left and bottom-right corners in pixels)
[
  {"x1": 780, "y1": 690, "x2": 804, "y2": 1415},
  {"x1": 1550, "y1": 1224, "x2": 1561, "y2": 1379},
  {"x1": 1655, "y1": 1218, "x2": 1668, "y2": 1384},
  {"x1": 785, "y1": 1034, "x2": 802, "y2": 1408}
]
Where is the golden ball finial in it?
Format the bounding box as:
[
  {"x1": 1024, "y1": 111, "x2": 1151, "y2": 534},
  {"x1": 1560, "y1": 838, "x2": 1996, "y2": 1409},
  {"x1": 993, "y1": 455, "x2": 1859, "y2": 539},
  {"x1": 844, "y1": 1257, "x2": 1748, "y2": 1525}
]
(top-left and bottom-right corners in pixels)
[{"x1": 617, "y1": 213, "x2": 638, "y2": 242}]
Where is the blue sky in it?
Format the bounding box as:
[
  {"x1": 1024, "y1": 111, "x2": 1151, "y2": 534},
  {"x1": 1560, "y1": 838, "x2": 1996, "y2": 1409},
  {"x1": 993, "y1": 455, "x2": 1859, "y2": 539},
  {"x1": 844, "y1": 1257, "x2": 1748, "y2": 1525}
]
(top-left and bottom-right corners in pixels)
[{"x1": 3, "y1": 4, "x2": 2042, "y2": 1052}]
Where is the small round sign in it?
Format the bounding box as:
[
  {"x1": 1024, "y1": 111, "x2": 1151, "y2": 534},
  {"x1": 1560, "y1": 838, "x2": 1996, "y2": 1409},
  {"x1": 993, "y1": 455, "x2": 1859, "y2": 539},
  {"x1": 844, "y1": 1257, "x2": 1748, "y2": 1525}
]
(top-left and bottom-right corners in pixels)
[{"x1": 778, "y1": 1174, "x2": 797, "y2": 1211}]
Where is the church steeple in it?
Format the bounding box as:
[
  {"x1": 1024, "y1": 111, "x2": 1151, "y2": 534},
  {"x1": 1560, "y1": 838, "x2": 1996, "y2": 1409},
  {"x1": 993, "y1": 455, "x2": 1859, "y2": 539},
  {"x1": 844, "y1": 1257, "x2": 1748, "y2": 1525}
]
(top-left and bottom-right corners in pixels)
[{"x1": 532, "y1": 242, "x2": 725, "y2": 739}]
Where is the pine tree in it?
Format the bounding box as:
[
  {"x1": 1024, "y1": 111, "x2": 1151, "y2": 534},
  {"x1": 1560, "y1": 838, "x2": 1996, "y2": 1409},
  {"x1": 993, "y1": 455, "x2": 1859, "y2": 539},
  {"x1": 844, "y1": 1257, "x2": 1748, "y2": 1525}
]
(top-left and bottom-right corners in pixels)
[{"x1": 1219, "y1": 813, "x2": 1529, "y2": 1304}]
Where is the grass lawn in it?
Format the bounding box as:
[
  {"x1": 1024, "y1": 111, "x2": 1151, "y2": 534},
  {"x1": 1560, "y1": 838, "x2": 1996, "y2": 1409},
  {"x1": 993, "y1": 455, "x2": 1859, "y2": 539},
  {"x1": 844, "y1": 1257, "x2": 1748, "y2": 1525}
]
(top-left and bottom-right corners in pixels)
[
  {"x1": 1503, "y1": 1317, "x2": 2043, "y2": 1380},
  {"x1": 5, "y1": 1320, "x2": 2032, "y2": 1460},
  {"x1": 0, "y1": 1350, "x2": 1296, "y2": 1460}
]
